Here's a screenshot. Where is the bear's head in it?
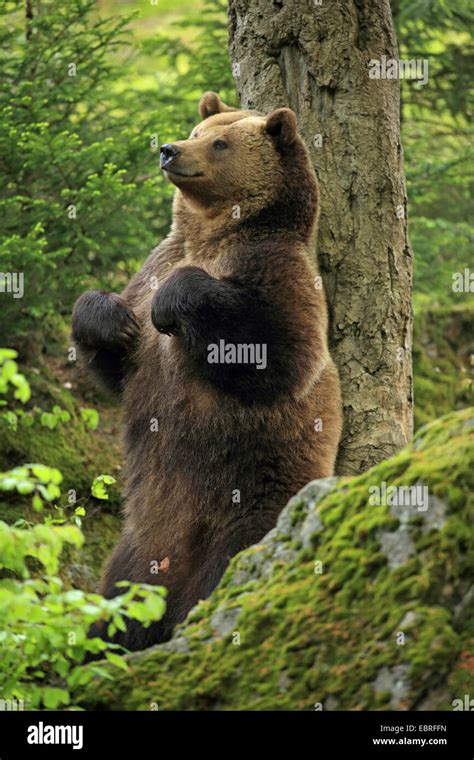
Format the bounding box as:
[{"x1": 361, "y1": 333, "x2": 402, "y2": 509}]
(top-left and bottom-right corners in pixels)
[{"x1": 160, "y1": 92, "x2": 318, "y2": 238}]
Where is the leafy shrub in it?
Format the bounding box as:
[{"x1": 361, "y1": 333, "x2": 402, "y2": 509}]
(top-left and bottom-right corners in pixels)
[
  {"x1": 0, "y1": 465, "x2": 166, "y2": 709},
  {"x1": 0, "y1": 349, "x2": 31, "y2": 404},
  {"x1": 0, "y1": 0, "x2": 237, "y2": 345},
  {"x1": 0, "y1": 0, "x2": 162, "y2": 341},
  {"x1": 395, "y1": 0, "x2": 473, "y2": 306},
  {"x1": 0, "y1": 514, "x2": 166, "y2": 708},
  {"x1": 0, "y1": 350, "x2": 166, "y2": 709}
]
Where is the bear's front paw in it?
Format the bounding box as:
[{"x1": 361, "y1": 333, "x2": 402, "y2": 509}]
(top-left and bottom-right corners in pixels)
[
  {"x1": 72, "y1": 290, "x2": 140, "y2": 350},
  {"x1": 151, "y1": 286, "x2": 180, "y2": 336},
  {"x1": 151, "y1": 266, "x2": 211, "y2": 336}
]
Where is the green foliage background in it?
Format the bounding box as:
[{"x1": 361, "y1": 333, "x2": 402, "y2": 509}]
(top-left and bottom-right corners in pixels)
[
  {"x1": 0, "y1": 0, "x2": 233, "y2": 340},
  {"x1": 394, "y1": 0, "x2": 474, "y2": 309},
  {"x1": 0, "y1": 0, "x2": 471, "y2": 343}
]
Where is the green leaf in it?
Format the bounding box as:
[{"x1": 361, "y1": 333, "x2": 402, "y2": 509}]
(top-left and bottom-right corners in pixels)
[
  {"x1": 32, "y1": 494, "x2": 43, "y2": 511},
  {"x1": 105, "y1": 652, "x2": 129, "y2": 672},
  {"x1": 91, "y1": 474, "x2": 116, "y2": 500},
  {"x1": 42, "y1": 687, "x2": 71, "y2": 709},
  {"x1": 40, "y1": 412, "x2": 58, "y2": 430},
  {"x1": 81, "y1": 408, "x2": 100, "y2": 430},
  {"x1": 0, "y1": 349, "x2": 18, "y2": 362}
]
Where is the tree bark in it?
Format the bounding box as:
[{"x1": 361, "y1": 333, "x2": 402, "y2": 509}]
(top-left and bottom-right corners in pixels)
[{"x1": 228, "y1": 0, "x2": 413, "y2": 475}]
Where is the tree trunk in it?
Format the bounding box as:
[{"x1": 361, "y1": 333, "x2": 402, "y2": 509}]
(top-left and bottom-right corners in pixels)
[{"x1": 228, "y1": 0, "x2": 413, "y2": 475}]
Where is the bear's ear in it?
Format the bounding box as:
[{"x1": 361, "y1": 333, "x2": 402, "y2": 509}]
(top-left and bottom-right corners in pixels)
[
  {"x1": 265, "y1": 108, "x2": 298, "y2": 149},
  {"x1": 199, "y1": 91, "x2": 238, "y2": 120}
]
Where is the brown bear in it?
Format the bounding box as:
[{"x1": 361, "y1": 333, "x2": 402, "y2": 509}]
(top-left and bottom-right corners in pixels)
[{"x1": 72, "y1": 92, "x2": 342, "y2": 651}]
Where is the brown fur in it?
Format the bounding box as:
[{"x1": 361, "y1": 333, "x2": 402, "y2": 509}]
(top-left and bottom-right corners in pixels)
[{"x1": 72, "y1": 92, "x2": 342, "y2": 650}]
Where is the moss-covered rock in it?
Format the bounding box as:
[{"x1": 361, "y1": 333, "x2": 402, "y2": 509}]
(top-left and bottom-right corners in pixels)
[
  {"x1": 72, "y1": 407, "x2": 474, "y2": 711},
  {"x1": 413, "y1": 304, "x2": 473, "y2": 429}
]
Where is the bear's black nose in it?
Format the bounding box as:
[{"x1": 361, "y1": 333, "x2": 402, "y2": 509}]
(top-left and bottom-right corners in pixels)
[{"x1": 160, "y1": 143, "x2": 180, "y2": 167}]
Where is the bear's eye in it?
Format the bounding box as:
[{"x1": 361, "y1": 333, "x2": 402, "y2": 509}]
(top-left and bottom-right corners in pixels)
[{"x1": 213, "y1": 139, "x2": 228, "y2": 151}]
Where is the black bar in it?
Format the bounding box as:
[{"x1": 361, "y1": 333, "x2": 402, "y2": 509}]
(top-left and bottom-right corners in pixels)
[{"x1": 0, "y1": 710, "x2": 472, "y2": 757}]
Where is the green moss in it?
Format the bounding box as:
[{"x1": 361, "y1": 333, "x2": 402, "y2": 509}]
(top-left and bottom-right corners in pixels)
[{"x1": 69, "y1": 407, "x2": 474, "y2": 711}]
